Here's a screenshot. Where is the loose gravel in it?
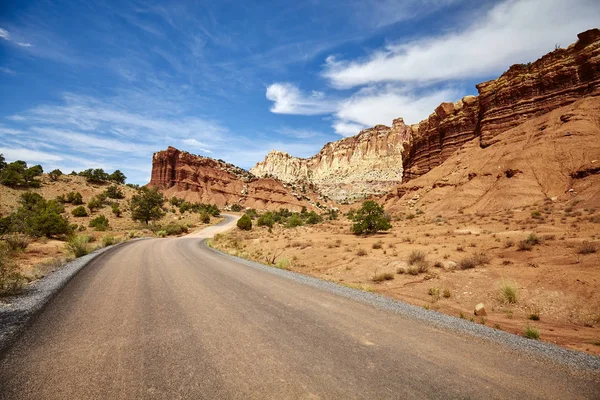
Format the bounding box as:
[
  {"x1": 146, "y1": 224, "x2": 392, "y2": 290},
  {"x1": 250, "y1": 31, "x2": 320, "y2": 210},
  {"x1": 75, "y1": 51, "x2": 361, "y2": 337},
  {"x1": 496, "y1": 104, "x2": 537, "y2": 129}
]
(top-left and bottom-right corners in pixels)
[
  {"x1": 205, "y1": 241, "x2": 600, "y2": 372},
  {"x1": 0, "y1": 239, "x2": 145, "y2": 353}
]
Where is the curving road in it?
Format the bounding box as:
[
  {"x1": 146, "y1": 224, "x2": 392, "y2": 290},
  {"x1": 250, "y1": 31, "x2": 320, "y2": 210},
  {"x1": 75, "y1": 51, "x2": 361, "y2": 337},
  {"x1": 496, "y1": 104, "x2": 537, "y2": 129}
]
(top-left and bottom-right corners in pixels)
[{"x1": 1, "y1": 215, "x2": 599, "y2": 399}]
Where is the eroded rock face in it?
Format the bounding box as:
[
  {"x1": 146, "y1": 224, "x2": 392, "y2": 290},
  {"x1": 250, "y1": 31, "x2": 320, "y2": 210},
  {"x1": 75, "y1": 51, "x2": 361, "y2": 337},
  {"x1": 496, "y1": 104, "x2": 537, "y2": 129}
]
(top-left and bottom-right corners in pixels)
[
  {"x1": 149, "y1": 147, "x2": 322, "y2": 211},
  {"x1": 251, "y1": 122, "x2": 411, "y2": 202}
]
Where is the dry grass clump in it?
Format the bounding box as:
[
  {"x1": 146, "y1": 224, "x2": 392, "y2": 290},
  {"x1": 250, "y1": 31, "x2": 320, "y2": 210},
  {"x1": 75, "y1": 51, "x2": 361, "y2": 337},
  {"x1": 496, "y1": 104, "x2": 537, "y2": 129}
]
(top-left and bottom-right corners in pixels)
[
  {"x1": 499, "y1": 281, "x2": 518, "y2": 304},
  {"x1": 372, "y1": 272, "x2": 394, "y2": 282},
  {"x1": 524, "y1": 325, "x2": 540, "y2": 340},
  {"x1": 4, "y1": 233, "x2": 31, "y2": 252},
  {"x1": 518, "y1": 233, "x2": 541, "y2": 251},
  {"x1": 578, "y1": 241, "x2": 597, "y2": 255},
  {"x1": 407, "y1": 250, "x2": 426, "y2": 265},
  {"x1": 0, "y1": 242, "x2": 26, "y2": 296},
  {"x1": 66, "y1": 235, "x2": 91, "y2": 258},
  {"x1": 372, "y1": 241, "x2": 383, "y2": 249},
  {"x1": 427, "y1": 287, "x2": 440, "y2": 302},
  {"x1": 356, "y1": 248, "x2": 367, "y2": 256}
]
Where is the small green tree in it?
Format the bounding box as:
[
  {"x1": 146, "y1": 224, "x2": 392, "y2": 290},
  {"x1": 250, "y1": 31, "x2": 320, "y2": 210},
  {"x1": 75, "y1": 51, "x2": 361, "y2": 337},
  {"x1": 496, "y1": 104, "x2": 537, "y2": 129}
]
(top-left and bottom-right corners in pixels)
[
  {"x1": 130, "y1": 187, "x2": 165, "y2": 224},
  {"x1": 48, "y1": 169, "x2": 63, "y2": 181},
  {"x1": 7, "y1": 193, "x2": 71, "y2": 237},
  {"x1": 351, "y1": 200, "x2": 391, "y2": 235},
  {"x1": 108, "y1": 170, "x2": 126, "y2": 184},
  {"x1": 237, "y1": 214, "x2": 252, "y2": 230},
  {"x1": 305, "y1": 211, "x2": 323, "y2": 225},
  {"x1": 286, "y1": 214, "x2": 303, "y2": 228},
  {"x1": 67, "y1": 192, "x2": 84, "y2": 205},
  {"x1": 231, "y1": 204, "x2": 243, "y2": 212},
  {"x1": 111, "y1": 203, "x2": 122, "y2": 217},
  {"x1": 105, "y1": 185, "x2": 124, "y2": 199},
  {"x1": 87, "y1": 196, "x2": 104, "y2": 212},
  {"x1": 257, "y1": 212, "x2": 275, "y2": 228}
]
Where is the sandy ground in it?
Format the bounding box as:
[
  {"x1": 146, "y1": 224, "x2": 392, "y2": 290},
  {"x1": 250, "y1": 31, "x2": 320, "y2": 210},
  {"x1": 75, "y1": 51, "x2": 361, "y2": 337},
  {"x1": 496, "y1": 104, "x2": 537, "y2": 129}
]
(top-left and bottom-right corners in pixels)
[{"x1": 211, "y1": 204, "x2": 600, "y2": 355}]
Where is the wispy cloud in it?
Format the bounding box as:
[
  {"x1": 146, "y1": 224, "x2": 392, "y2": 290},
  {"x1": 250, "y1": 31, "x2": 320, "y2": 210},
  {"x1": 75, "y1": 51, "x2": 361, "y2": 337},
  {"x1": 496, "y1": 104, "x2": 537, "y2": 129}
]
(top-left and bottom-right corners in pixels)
[
  {"x1": 266, "y1": 83, "x2": 337, "y2": 115},
  {"x1": 323, "y1": 0, "x2": 600, "y2": 88},
  {"x1": 0, "y1": 26, "x2": 33, "y2": 48}
]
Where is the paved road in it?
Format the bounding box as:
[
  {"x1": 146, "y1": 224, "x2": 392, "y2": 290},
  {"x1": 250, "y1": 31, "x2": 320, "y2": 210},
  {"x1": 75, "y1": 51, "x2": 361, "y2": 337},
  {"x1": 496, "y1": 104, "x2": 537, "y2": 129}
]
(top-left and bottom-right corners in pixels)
[{"x1": 1, "y1": 216, "x2": 599, "y2": 399}]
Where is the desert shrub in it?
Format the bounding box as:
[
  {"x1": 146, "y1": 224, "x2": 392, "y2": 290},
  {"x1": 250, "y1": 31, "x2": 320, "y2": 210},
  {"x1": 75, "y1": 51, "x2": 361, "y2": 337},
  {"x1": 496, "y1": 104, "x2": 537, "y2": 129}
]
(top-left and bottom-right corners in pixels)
[
  {"x1": 372, "y1": 272, "x2": 394, "y2": 282},
  {"x1": 87, "y1": 196, "x2": 104, "y2": 212},
  {"x1": 0, "y1": 242, "x2": 25, "y2": 296},
  {"x1": 407, "y1": 266, "x2": 420, "y2": 275},
  {"x1": 428, "y1": 287, "x2": 440, "y2": 301},
  {"x1": 531, "y1": 210, "x2": 542, "y2": 219},
  {"x1": 72, "y1": 206, "x2": 88, "y2": 217},
  {"x1": 48, "y1": 169, "x2": 63, "y2": 181},
  {"x1": 499, "y1": 281, "x2": 518, "y2": 304},
  {"x1": 524, "y1": 325, "x2": 540, "y2": 340},
  {"x1": 578, "y1": 241, "x2": 597, "y2": 255},
  {"x1": 105, "y1": 185, "x2": 125, "y2": 199},
  {"x1": 66, "y1": 191, "x2": 84, "y2": 205},
  {"x1": 101, "y1": 235, "x2": 118, "y2": 247},
  {"x1": 4, "y1": 193, "x2": 71, "y2": 237},
  {"x1": 230, "y1": 204, "x2": 243, "y2": 212},
  {"x1": 528, "y1": 308, "x2": 540, "y2": 321},
  {"x1": 89, "y1": 215, "x2": 109, "y2": 231},
  {"x1": 257, "y1": 212, "x2": 275, "y2": 228},
  {"x1": 111, "y1": 203, "x2": 122, "y2": 217},
  {"x1": 0, "y1": 160, "x2": 43, "y2": 188},
  {"x1": 356, "y1": 248, "x2": 367, "y2": 256},
  {"x1": 408, "y1": 250, "x2": 426, "y2": 265},
  {"x1": 443, "y1": 289, "x2": 451, "y2": 298},
  {"x1": 275, "y1": 258, "x2": 291, "y2": 270},
  {"x1": 199, "y1": 211, "x2": 210, "y2": 224},
  {"x1": 237, "y1": 214, "x2": 252, "y2": 230},
  {"x1": 351, "y1": 200, "x2": 391, "y2": 235},
  {"x1": 156, "y1": 230, "x2": 167, "y2": 238},
  {"x1": 305, "y1": 211, "x2": 323, "y2": 225},
  {"x1": 372, "y1": 241, "x2": 383, "y2": 249},
  {"x1": 285, "y1": 214, "x2": 303, "y2": 228},
  {"x1": 458, "y1": 257, "x2": 476, "y2": 269},
  {"x1": 518, "y1": 240, "x2": 532, "y2": 251},
  {"x1": 4, "y1": 233, "x2": 30, "y2": 251},
  {"x1": 245, "y1": 209, "x2": 259, "y2": 219},
  {"x1": 66, "y1": 235, "x2": 90, "y2": 257},
  {"x1": 130, "y1": 187, "x2": 165, "y2": 224},
  {"x1": 164, "y1": 223, "x2": 188, "y2": 236},
  {"x1": 108, "y1": 170, "x2": 126, "y2": 184}
]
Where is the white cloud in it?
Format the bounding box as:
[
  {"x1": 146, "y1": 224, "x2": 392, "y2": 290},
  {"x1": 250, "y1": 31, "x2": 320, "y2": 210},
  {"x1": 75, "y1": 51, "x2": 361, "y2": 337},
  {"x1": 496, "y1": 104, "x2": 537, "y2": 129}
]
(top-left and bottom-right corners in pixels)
[
  {"x1": 332, "y1": 121, "x2": 367, "y2": 137},
  {"x1": 323, "y1": 0, "x2": 600, "y2": 88},
  {"x1": 335, "y1": 85, "x2": 458, "y2": 128},
  {"x1": 266, "y1": 83, "x2": 337, "y2": 115},
  {"x1": 182, "y1": 138, "x2": 213, "y2": 153},
  {"x1": 0, "y1": 27, "x2": 34, "y2": 49},
  {"x1": 0, "y1": 67, "x2": 15, "y2": 75},
  {"x1": 0, "y1": 28, "x2": 9, "y2": 40},
  {"x1": 0, "y1": 147, "x2": 64, "y2": 163},
  {"x1": 350, "y1": 0, "x2": 462, "y2": 28},
  {"x1": 277, "y1": 127, "x2": 325, "y2": 139}
]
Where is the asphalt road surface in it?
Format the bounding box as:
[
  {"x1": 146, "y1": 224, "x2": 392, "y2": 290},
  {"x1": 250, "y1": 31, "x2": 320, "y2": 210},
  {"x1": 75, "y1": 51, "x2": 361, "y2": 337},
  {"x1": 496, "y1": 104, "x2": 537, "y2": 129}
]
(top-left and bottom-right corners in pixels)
[{"x1": 1, "y1": 215, "x2": 599, "y2": 399}]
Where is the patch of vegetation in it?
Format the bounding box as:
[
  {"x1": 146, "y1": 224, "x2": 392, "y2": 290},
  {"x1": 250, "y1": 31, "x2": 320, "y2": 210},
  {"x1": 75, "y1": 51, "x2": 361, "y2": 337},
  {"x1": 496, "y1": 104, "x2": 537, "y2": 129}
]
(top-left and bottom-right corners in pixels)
[
  {"x1": 350, "y1": 200, "x2": 392, "y2": 235},
  {"x1": 66, "y1": 235, "x2": 91, "y2": 258},
  {"x1": 372, "y1": 272, "x2": 394, "y2": 282},
  {"x1": 230, "y1": 204, "x2": 243, "y2": 212},
  {"x1": 0, "y1": 242, "x2": 25, "y2": 296},
  {"x1": 89, "y1": 215, "x2": 110, "y2": 231},
  {"x1": 356, "y1": 248, "x2": 367, "y2": 256},
  {"x1": 77, "y1": 168, "x2": 126, "y2": 184},
  {"x1": 408, "y1": 250, "x2": 426, "y2": 265},
  {"x1": 4, "y1": 233, "x2": 30, "y2": 252},
  {"x1": 518, "y1": 233, "x2": 541, "y2": 251},
  {"x1": 524, "y1": 325, "x2": 540, "y2": 340},
  {"x1": 0, "y1": 160, "x2": 43, "y2": 188},
  {"x1": 237, "y1": 214, "x2": 252, "y2": 230},
  {"x1": 257, "y1": 212, "x2": 275, "y2": 228},
  {"x1": 499, "y1": 281, "x2": 518, "y2": 304},
  {"x1": 101, "y1": 235, "x2": 118, "y2": 247},
  {"x1": 130, "y1": 187, "x2": 165, "y2": 224},
  {"x1": 72, "y1": 206, "x2": 89, "y2": 217},
  {"x1": 105, "y1": 185, "x2": 125, "y2": 199},
  {"x1": 111, "y1": 203, "x2": 122, "y2": 217},
  {"x1": 179, "y1": 201, "x2": 220, "y2": 216},
  {"x1": 48, "y1": 169, "x2": 63, "y2": 181},
  {"x1": 372, "y1": 241, "x2": 383, "y2": 249},
  {"x1": 458, "y1": 252, "x2": 490, "y2": 270},
  {"x1": 578, "y1": 241, "x2": 597, "y2": 255},
  {"x1": 428, "y1": 287, "x2": 440, "y2": 302},
  {"x1": 285, "y1": 214, "x2": 304, "y2": 228},
  {"x1": 0, "y1": 193, "x2": 71, "y2": 238}
]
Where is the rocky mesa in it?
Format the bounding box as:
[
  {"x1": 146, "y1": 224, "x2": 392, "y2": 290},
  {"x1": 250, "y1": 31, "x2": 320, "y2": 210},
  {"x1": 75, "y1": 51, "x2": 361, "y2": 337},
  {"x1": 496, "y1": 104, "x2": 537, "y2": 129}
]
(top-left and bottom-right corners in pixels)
[
  {"x1": 148, "y1": 147, "x2": 326, "y2": 211},
  {"x1": 251, "y1": 121, "x2": 411, "y2": 202}
]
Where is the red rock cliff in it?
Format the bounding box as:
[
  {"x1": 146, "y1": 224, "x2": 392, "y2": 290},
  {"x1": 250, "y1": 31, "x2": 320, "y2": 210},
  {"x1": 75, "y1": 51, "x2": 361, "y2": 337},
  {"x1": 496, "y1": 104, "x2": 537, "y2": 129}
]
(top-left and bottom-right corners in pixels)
[
  {"x1": 149, "y1": 147, "x2": 325, "y2": 211},
  {"x1": 402, "y1": 28, "x2": 600, "y2": 182}
]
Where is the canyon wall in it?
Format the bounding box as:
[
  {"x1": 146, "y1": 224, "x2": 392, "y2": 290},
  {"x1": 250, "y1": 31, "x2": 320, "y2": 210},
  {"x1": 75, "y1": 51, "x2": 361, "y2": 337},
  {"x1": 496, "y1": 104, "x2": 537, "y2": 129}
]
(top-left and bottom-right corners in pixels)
[
  {"x1": 402, "y1": 28, "x2": 600, "y2": 181},
  {"x1": 251, "y1": 121, "x2": 411, "y2": 202},
  {"x1": 149, "y1": 147, "x2": 324, "y2": 211}
]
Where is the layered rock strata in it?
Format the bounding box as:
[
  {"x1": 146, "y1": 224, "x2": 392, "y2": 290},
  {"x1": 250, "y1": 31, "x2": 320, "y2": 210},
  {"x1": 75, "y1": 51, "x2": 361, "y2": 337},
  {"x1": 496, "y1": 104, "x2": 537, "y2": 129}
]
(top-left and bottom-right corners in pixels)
[{"x1": 149, "y1": 147, "x2": 323, "y2": 211}]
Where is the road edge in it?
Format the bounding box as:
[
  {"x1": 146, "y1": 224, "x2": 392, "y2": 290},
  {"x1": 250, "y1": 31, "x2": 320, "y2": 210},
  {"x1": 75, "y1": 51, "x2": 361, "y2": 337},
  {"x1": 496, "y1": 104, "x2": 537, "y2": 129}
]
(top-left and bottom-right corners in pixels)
[
  {"x1": 203, "y1": 240, "x2": 600, "y2": 372},
  {"x1": 0, "y1": 238, "x2": 146, "y2": 354}
]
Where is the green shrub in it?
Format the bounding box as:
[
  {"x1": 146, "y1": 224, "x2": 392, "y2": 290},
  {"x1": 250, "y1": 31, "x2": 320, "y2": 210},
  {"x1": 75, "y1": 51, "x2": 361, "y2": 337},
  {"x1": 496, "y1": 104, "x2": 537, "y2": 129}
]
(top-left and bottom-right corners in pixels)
[
  {"x1": 111, "y1": 203, "x2": 122, "y2": 217},
  {"x1": 66, "y1": 235, "x2": 90, "y2": 257},
  {"x1": 48, "y1": 169, "x2": 63, "y2": 181},
  {"x1": 0, "y1": 160, "x2": 43, "y2": 188},
  {"x1": 0, "y1": 242, "x2": 25, "y2": 296},
  {"x1": 66, "y1": 192, "x2": 84, "y2": 205},
  {"x1": 351, "y1": 200, "x2": 391, "y2": 235},
  {"x1": 72, "y1": 206, "x2": 88, "y2": 217},
  {"x1": 130, "y1": 187, "x2": 165, "y2": 224},
  {"x1": 524, "y1": 325, "x2": 540, "y2": 340},
  {"x1": 87, "y1": 196, "x2": 104, "y2": 212},
  {"x1": 199, "y1": 211, "x2": 210, "y2": 224},
  {"x1": 105, "y1": 185, "x2": 124, "y2": 199},
  {"x1": 286, "y1": 214, "x2": 303, "y2": 228},
  {"x1": 101, "y1": 235, "x2": 118, "y2": 247},
  {"x1": 5, "y1": 193, "x2": 71, "y2": 237},
  {"x1": 89, "y1": 215, "x2": 109, "y2": 231},
  {"x1": 245, "y1": 209, "x2": 259, "y2": 219},
  {"x1": 305, "y1": 211, "x2": 323, "y2": 225},
  {"x1": 257, "y1": 212, "x2": 275, "y2": 228},
  {"x1": 230, "y1": 204, "x2": 243, "y2": 212},
  {"x1": 156, "y1": 230, "x2": 167, "y2": 238},
  {"x1": 237, "y1": 214, "x2": 252, "y2": 230},
  {"x1": 164, "y1": 223, "x2": 188, "y2": 236}
]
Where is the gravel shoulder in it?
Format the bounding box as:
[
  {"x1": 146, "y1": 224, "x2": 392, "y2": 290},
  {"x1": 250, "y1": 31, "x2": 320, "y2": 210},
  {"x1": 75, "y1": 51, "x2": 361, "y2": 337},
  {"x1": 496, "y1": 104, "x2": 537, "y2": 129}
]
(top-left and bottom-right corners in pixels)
[{"x1": 204, "y1": 240, "x2": 600, "y2": 372}]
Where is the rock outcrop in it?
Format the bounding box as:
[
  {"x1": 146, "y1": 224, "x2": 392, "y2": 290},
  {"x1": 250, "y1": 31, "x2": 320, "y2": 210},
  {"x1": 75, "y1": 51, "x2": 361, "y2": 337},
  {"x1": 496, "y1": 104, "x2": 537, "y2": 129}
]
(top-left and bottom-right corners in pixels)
[
  {"x1": 251, "y1": 121, "x2": 411, "y2": 202},
  {"x1": 402, "y1": 28, "x2": 600, "y2": 181},
  {"x1": 149, "y1": 147, "x2": 325, "y2": 211}
]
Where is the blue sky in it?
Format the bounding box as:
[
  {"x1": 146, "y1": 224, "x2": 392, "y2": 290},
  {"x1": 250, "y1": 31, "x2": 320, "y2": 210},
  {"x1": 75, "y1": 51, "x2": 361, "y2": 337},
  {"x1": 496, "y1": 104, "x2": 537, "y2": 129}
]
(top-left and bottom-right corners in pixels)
[{"x1": 1, "y1": 0, "x2": 598, "y2": 184}]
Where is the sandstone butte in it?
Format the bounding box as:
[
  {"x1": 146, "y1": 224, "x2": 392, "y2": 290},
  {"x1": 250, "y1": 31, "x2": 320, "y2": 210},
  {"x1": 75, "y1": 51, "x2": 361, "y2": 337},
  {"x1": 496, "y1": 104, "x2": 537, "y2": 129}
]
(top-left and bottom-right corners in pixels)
[
  {"x1": 148, "y1": 146, "x2": 329, "y2": 211},
  {"x1": 150, "y1": 29, "x2": 600, "y2": 212},
  {"x1": 250, "y1": 29, "x2": 600, "y2": 203}
]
